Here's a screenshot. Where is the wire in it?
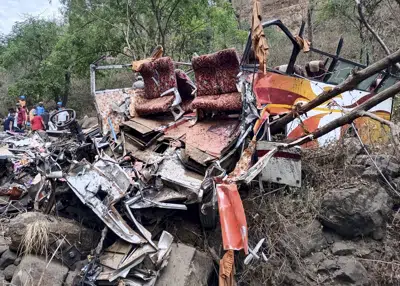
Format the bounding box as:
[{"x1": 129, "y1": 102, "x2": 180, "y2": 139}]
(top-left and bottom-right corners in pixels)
[{"x1": 351, "y1": 122, "x2": 400, "y2": 197}]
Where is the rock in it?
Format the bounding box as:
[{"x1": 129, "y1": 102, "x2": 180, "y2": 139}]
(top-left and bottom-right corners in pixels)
[
  {"x1": 343, "y1": 137, "x2": 364, "y2": 165},
  {"x1": 319, "y1": 183, "x2": 392, "y2": 239},
  {"x1": 3, "y1": 264, "x2": 16, "y2": 281},
  {"x1": 309, "y1": 252, "x2": 325, "y2": 264},
  {"x1": 0, "y1": 272, "x2": 5, "y2": 285},
  {"x1": 11, "y1": 255, "x2": 68, "y2": 286},
  {"x1": 331, "y1": 242, "x2": 356, "y2": 256},
  {"x1": 0, "y1": 245, "x2": 8, "y2": 258},
  {"x1": 283, "y1": 272, "x2": 308, "y2": 285},
  {"x1": 354, "y1": 154, "x2": 400, "y2": 180},
  {"x1": 281, "y1": 220, "x2": 328, "y2": 257},
  {"x1": 155, "y1": 243, "x2": 213, "y2": 286},
  {"x1": 0, "y1": 249, "x2": 17, "y2": 270},
  {"x1": 334, "y1": 256, "x2": 370, "y2": 285},
  {"x1": 14, "y1": 257, "x2": 21, "y2": 266},
  {"x1": 323, "y1": 229, "x2": 343, "y2": 245},
  {"x1": 64, "y1": 270, "x2": 80, "y2": 286},
  {"x1": 6, "y1": 212, "x2": 99, "y2": 253},
  {"x1": 318, "y1": 259, "x2": 339, "y2": 272},
  {"x1": 356, "y1": 248, "x2": 372, "y2": 258},
  {"x1": 64, "y1": 260, "x2": 87, "y2": 286},
  {"x1": 0, "y1": 236, "x2": 11, "y2": 256}
]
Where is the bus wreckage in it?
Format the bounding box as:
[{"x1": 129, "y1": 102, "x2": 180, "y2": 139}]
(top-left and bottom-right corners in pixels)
[{"x1": 1, "y1": 17, "x2": 399, "y2": 285}]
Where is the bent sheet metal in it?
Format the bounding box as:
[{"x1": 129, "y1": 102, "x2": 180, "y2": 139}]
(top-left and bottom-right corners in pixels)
[
  {"x1": 66, "y1": 159, "x2": 146, "y2": 244},
  {"x1": 216, "y1": 183, "x2": 248, "y2": 254}
]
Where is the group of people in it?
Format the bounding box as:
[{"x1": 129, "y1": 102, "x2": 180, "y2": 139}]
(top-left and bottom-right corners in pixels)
[{"x1": 3, "y1": 96, "x2": 69, "y2": 133}]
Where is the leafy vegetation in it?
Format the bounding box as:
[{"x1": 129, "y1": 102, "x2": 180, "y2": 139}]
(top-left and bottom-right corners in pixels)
[
  {"x1": 0, "y1": 0, "x2": 399, "y2": 118},
  {"x1": 0, "y1": 0, "x2": 247, "y2": 116}
]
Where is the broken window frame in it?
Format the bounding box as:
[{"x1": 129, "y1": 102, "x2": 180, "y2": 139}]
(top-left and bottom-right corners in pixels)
[{"x1": 240, "y1": 19, "x2": 400, "y2": 93}]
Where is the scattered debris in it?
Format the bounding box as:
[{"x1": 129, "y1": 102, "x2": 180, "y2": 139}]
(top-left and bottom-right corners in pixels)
[{"x1": 1, "y1": 10, "x2": 400, "y2": 285}]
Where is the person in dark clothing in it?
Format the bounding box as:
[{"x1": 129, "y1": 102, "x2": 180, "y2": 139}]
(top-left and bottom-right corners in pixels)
[
  {"x1": 17, "y1": 104, "x2": 27, "y2": 130},
  {"x1": 3, "y1": 109, "x2": 16, "y2": 131},
  {"x1": 41, "y1": 110, "x2": 50, "y2": 130}
]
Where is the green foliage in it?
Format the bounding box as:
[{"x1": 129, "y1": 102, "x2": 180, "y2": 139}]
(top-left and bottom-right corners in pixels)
[
  {"x1": 0, "y1": 0, "x2": 247, "y2": 116},
  {"x1": 0, "y1": 18, "x2": 64, "y2": 104}
]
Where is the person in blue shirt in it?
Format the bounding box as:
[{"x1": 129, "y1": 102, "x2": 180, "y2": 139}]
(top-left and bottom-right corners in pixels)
[
  {"x1": 3, "y1": 109, "x2": 16, "y2": 131},
  {"x1": 36, "y1": 102, "x2": 45, "y2": 116}
]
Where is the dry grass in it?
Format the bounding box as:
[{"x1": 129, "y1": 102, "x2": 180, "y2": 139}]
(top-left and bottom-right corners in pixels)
[
  {"x1": 236, "y1": 134, "x2": 400, "y2": 285},
  {"x1": 19, "y1": 220, "x2": 49, "y2": 258}
]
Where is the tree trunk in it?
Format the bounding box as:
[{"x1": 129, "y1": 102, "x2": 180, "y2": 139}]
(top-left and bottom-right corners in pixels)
[
  {"x1": 270, "y1": 48, "x2": 400, "y2": 133},
  {"x1": 286, "y1": 80, "x2": 400, "y2": 147},
  {"x1": 356, "y1": 0, "x2": 400, "y2": 70},
  {"x1": 62, "y1": 71, "x2": 71, "y2": 107},
  {"x1": 307, "y1": 3, "x2": 314, "y2": 59}
]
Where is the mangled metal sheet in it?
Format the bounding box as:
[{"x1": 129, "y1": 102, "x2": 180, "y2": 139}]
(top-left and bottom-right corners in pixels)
[
  {"x1": 157, "y1": 149, "x2": 203, "y2": 198},
  {"x1": 127, "y1": 188, "x2": 188, "y2": 210},
  {"x1": 256, "y1": 141, "x2": 302, "y2": 187},
  {"x1": 66, "y1": 159, "x2": 146, "y2": 244}
]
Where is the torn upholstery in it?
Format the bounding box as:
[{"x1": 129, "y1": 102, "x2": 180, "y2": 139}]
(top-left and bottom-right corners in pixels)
[
  {"x1": 191, "y1": 49, "x2": 242, "y2": 111},
  {"x1": 135, "y1": 57, "x2": 177, "y2": 115}
]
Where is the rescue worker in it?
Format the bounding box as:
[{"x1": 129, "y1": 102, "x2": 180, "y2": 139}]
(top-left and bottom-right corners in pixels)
[
  {"x1": 55, "y1": 101, "x2": 69, "y2": 126},
  {"x1": 3, "y1": 109, "x2": 16, "y2": 132},
  {"x1": 18, "y1": 95, "x2": 26, "y2": 108},
  {"x1": 36, "y1": 102, "x2": 45, "y2": 116},
  {"x1": 16, "y1": 103, "x2": 27, "y2": 130},
  {"x1": 30, "y1": 110, "x2": 45, "y2": 131}
]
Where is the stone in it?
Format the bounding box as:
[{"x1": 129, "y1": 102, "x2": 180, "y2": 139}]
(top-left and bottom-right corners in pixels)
[
  {"x1": 356, "y1": 248, "x2": 372, "y2": 258},
  {"x1": 343, "y1": 137, "x2": 365, "y2": 165},
  {"x1": 155, "y1": 243, "x2": 213, "y2": 286},
  {"x1": 0, "y1": 245, "x2": 8, "y2": 258},
  {"x1": 283, "y1": 272, "x2": 308, "y2": 285},
  {"x1": 0, "y1": 236, "x2": 11, "y2": 256},
  {"x1": 6, "y1": 212, "x2": 99, "y2": 253},
  {"x1": 353, "y1": 154, "x2": 400, "y2": 180},
  {"x1": 334, "y1": 256, "x2": 370, "y2": 285},
  {"x1": 64, "y1": 269, "x2": 80, "y2": 286},
  {"x1": 331, "y1": 242, "x2": 356, "y2": 256},
  {"x1": 3, "y1": 264, "x2": 16, "y2": 281},
  {"x1": 0, "y1": 272, "x2": 5, "y2": 285},
  {"x1": 309, "y1": 252, "x2": 325, "y2": 264},
  {"x1": 0, "y1": 249, "x2": 17, "y2": 270},
  {"x1": 11, "y1": 255, "x2": 68, "y2": 286},
  {"x1": 318, "y1": 259, "x2": 339, "y2": 272},
  {"x1": 319, "y1": 183, "x2": 392, "y2": 239},
  {"x1": 13, "y1": 257, "x2": 21, "y2": 266},
  {"x1": 280, "y1": 220, "x2": 328, "y2": 257}
]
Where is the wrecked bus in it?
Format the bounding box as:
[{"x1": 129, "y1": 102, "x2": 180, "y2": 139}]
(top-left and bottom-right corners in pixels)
[
  {"x1": 243, "y1": 19, "x2": 399, "y2": 147},
  {"x1": 87, "y1": 18, "x2": 399, "y2": 234}
]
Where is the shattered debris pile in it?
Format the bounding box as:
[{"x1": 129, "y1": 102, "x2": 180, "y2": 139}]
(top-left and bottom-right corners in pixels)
[{"x1": 0, "y1": 114, "x2": 218, "y2": 285}]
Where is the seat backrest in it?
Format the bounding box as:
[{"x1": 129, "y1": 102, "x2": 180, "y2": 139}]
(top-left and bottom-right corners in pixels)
[
  {"x1": 192, "y1": 48, "x2": 240, "y2": 96},
  {"x1": 140, "y1": 57, "x2": 177, "y2": 99},
  {"x1": 175, "y1": 69, "x2": 195, "y2": 100}
]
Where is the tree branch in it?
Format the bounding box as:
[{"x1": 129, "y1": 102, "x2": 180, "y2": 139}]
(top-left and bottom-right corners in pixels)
[
  {"x1": 286, "y1": 80, "x2": 400, "y2": 147},
  {"x1": 163, "y1": 0, "x2": 182, "y2": 36},
  {"x1": 355, "y1": 0, "x2": 400, "y2": 70},
  {"x1": 270, "y1": 48, "x2": 400, "y2": 133}
]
